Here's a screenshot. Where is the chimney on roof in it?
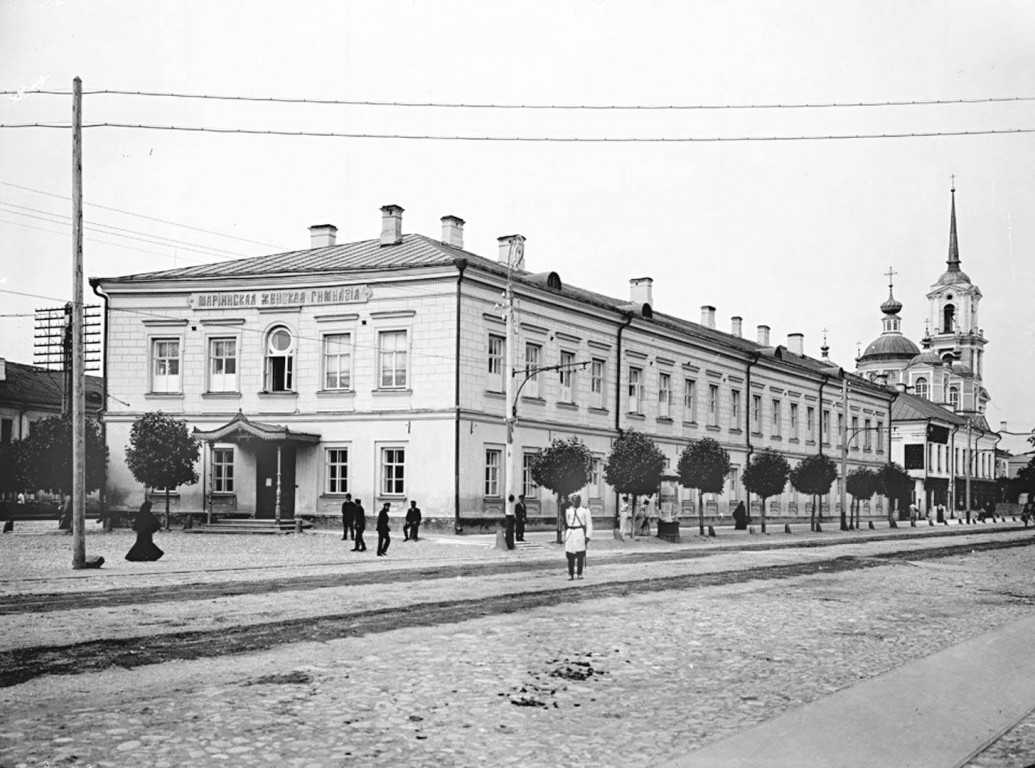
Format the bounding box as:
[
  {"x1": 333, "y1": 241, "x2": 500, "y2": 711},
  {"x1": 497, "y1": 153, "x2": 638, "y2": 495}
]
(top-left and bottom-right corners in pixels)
[
  {"x1": 757, "y1": 325, "x2": 771, "y2": 346},
  {"x1": 700, "y1": 306, "x2": 716, "y2": 329},
  {"x1": 441, "y1": 215, "x2": 465, "y2": 248},
  {"x1": 497, "y1": 234, "x2": 526, "y2": 271},
  {"x1": 787, "y1": 333, "x2": 804, "y2": 356},
  {"x1": 380, "y1": 205, "x2": 404, "y2": 246},
  {"x1": 630, "y1": 277, "x2": 653, "y2": 306},
  {"x1": 731, "y1": 316, "x2": 743, "y2": 337},
  {"x1": 1000, "y1": 421, "x2": 1008, "y2": 432},
  {"x1": 309, "y1": 224, "x2": 337, "y2": 248}
]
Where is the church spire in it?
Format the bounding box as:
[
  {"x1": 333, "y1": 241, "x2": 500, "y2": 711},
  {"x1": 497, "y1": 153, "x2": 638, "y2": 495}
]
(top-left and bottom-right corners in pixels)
[{"x1": 946, "y1": 179, "x2": 960, "y2": 272}]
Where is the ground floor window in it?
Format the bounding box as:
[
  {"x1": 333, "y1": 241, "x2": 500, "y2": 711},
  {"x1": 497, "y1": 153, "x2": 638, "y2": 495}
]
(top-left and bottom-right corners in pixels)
[
  {"x1": 382, "y1": 447, "x2": 406, "y2": 495},
  {"x1": 485, "y1": 449, "x2": 501, "y2": 497},
  {"x1": 522, "y1": 453, "x2": 538, "y2": 498},
  {"x1": 213, "y1": 447, "x2": 234, "y2": 493},
  {"x1": 326, "y1": 447, "x2": 349, "y2": 494}
]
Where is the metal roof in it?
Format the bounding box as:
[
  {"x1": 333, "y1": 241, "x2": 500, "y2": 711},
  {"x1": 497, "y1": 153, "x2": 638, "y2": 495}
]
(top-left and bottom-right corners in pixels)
[{"x1": 0, "y1": 360, "x2": 104, "y2": 413}]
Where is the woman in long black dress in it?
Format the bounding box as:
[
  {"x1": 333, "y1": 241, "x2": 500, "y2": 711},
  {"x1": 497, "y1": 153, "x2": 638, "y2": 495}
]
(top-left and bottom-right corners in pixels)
[{"x1": 126, "y1": 500, "x2": 164, "y2": 561}]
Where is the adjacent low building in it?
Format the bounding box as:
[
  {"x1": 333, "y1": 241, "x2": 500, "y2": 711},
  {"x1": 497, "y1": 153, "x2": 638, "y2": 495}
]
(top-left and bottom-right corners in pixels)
[{"x1": 92, "y1": 205, "x2": 893, "y2": 528}]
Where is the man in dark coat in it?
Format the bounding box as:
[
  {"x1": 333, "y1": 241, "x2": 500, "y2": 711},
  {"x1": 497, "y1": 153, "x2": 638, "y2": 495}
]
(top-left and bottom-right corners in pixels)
[
  {"x1": 515, "y1": 494, "x2": 527, "y2": 542},
  {"x1": 351, "y1": 499, "x2": 367, "y2": 551},
  {"x1": 376, "y1": 502, "x2": 391, "y2": 556},
  {"x1": 403, "y1": 500, "x2": 422, "y2": 541},
  {"x1": 341, "y1": 493, "x2": 355, "y2": 541},
  {"x1": 732, "y1": 501, "x2": 748, "y2": 530}
]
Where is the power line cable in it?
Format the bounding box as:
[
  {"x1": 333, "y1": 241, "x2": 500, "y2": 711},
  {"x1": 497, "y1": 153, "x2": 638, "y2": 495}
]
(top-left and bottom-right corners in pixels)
[
  {"x1": 0, "y1": 180, "x2": 286, "y2": 250},
  {"x1": 4, "y1": 122, "x2": 1035, "y2": 142},
  {"x1": 6, "y1": 87, "x2": 1035, "y2": 111}
]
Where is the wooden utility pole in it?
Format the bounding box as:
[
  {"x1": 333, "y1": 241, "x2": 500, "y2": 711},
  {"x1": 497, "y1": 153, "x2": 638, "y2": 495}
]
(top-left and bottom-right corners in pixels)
[{"x1": 72, "y1": 76, "x2": 86, "y2": 569}]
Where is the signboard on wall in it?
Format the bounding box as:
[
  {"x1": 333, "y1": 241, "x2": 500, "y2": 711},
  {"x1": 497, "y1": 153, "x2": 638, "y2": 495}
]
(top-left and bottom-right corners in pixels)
[
  {"x1": 190, "y1": 285, "x2": 373, "y2": 310},
  {"x1": 904, "y1": 444, "x2": 925, "y2": 470}
]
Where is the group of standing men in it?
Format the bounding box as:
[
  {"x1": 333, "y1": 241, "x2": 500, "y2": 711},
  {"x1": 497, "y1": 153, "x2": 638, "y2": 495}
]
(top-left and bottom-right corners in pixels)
[
  {"x1": 341, "y1": 495, "x2": 422, "y2": 557},
  {"x1": 504, "y1": 494, "x2": 527, "y2": 550}
]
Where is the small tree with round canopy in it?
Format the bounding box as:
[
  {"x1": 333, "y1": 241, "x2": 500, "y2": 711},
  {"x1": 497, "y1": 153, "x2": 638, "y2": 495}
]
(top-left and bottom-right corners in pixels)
[
  {"x1": 790, "y1": 453, "x2": 838, "y2": 532},
  {"x1": 528, "y1": 436, "x2": 593, "y2": 544},
  {"x1": 604, "y1": 430, "x2": 667, "y2": 539},
  {"x1": 741, "y1": 449, "x2": 790, "y2": 534},
  {"x1": 678, "y1": 437, "x2": 732, "y2": 536}
]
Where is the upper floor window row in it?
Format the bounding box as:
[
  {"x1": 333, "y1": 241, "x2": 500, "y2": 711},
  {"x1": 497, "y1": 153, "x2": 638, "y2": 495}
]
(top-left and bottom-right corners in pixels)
[{"x1": 148, "y1": 327, "x2": 407, "y2": 395}]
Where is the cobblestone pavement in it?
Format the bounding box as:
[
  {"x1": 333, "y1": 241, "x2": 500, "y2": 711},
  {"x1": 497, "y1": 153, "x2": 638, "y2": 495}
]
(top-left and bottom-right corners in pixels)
[{"x1": 3, "y1": 522, "x2": 1035, "y2": 767}]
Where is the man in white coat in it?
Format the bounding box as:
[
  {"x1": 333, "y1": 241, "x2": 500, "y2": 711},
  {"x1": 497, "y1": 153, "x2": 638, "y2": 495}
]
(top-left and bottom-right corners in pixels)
[{"x1": 564, "y1": 494, "x2": 593, "y2": 580}]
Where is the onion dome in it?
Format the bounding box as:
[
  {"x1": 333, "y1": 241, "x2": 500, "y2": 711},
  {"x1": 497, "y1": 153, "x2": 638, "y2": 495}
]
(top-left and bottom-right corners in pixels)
[{"x1": 880, "y1": 287, "x2": 903, "y2": 315}]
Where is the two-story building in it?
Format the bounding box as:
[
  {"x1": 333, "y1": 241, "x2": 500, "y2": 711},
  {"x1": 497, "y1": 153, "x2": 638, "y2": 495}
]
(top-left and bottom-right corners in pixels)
[{"x1": 92, "y1": 205, "x2": 893, "y2": 528}]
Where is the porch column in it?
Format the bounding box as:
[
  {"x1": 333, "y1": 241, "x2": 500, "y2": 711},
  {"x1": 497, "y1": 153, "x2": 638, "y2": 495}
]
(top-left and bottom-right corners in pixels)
[
  {"x1": 275, "y1": 443, "x2": 282, "y2": 525},
  {"x1": 206, "y1": 440, "x2": 214, "y2": 525}
]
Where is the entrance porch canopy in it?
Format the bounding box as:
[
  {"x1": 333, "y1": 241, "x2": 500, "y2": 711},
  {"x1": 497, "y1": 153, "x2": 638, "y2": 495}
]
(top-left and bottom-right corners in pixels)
[{"x1": 193, "y1": 412, "x2": 320, "y2": 445}]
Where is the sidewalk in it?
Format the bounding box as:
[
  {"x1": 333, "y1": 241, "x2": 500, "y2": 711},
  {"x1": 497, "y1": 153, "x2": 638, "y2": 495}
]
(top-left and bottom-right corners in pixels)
[{"x1": 666, "y1": 614, "x2": 1035, "y2": 768}]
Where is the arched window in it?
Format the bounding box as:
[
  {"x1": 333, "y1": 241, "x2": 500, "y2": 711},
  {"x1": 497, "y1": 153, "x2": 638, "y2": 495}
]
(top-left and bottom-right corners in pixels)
[
  {"x1": 264, "y1": 326, "x2": 295, "y2": 392},
  {"x1": 914, "y1": 377, "x2": 928, "y2": 399},
  {"x1": 943, "y1": 304, "x2": 955, "y2": 334},
  {"x1": 948, "y1": 387, "x2": 959, "y2": 411}
]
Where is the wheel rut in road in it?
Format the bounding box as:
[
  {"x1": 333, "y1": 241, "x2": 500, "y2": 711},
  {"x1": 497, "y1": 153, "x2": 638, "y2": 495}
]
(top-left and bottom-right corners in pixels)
[{"x1": 2, "y1": 536, "x2": 1031, "y2": 689}]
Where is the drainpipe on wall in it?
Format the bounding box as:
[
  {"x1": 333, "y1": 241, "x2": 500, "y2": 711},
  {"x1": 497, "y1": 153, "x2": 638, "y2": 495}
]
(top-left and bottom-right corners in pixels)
[
  {"x1": 948, "y1": 422, "x2": 959, "y2": 514},
  {"x1": 612, "y1": 311, "x2": 634, "y2": 530},
  {"x1": 453, "y1": 258, "x2": 468, "y2": 534}
]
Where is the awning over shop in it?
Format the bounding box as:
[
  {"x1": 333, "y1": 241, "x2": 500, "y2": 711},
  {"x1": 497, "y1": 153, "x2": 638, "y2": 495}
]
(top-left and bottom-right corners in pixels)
[{"x1": 193, "y1": 411, "x2": 320, "y2": 444}]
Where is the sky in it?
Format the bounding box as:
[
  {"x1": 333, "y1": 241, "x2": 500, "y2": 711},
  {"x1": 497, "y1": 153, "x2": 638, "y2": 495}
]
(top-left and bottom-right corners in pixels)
[{"x1": 1, "y1": 0, "x2": 1034, "y2": 436}]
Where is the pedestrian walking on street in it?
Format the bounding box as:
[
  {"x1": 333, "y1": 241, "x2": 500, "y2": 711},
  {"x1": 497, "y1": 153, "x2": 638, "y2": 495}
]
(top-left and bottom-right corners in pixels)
[
  {"x1": 341, "y1": 493, "x2": 355, "y2": 541},
  {"x1": 909, "y1": 501, "x2": 919, "y2": 526},
  {"x1": 619, "y1": 495, "x2": 631, "y2": 538},
  {"x1": 515, "y1": 494, "x2": 527, "y2": 542},
  {"x1": 563, "y1": 494, "x2": 593, "y2": 580},
  {"x1": 732, "y1": 500, "x2": 748, "y2": 530},
  {"x1": 403, "y1": 500, "x2": 422, "y2": 541},
  {"x1": 504, "y1": 494, "x2": 517, "y2": 550},
  {"x1": 1022, "y1": 500, "x2": 1033, "y2": 528},
  {"x1": 351, "y1": 499, "x2": 367, "y2": 551},
  {"x1": 126, "y1": 500, "x2": 164, "y2": 562},
  {"x1": 376, "y1": 502, "x2": 391, "y2": 556}
]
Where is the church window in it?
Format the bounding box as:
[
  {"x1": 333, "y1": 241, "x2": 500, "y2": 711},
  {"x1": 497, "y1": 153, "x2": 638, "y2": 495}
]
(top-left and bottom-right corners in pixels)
[
  {"x1": 943, "y1": 304, "x2": 955, "y2": 334},
  {"x1": 948, "y1": 387, "x2": 960, "y2": 411},
  {"x1": 914, "y1": 377, "x2": 928, "y2": 400}
]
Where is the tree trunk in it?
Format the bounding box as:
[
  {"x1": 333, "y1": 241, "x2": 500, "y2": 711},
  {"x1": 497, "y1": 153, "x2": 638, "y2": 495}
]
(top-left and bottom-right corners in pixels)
[
  {"x1": 840, "y1": 493, "x2": 848, "y2": 531},
  {"x1": 759, "y1": 495, "x2": 767, "y2": 534},
  {"x1": 164, "y1": 488, "x2": 171, "y2": 530},
  {"x1": 556, "y1": 493, "x2": 563, "y2": 544},
  {"x1": 698, "y1": 489, "x2": 705, "y2": 536},
  {"x1": 811, "y1": 494, "x2": 817, "y2": 531}
]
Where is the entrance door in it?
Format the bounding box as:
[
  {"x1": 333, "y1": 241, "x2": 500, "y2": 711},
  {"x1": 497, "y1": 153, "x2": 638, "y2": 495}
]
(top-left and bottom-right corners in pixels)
[{"x1": 255, "y1": 443, "x2": 296, "y2": 519}]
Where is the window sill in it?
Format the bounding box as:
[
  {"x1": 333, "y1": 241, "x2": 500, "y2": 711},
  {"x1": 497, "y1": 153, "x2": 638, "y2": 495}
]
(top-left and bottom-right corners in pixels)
[
  {"x1": 588, "y1": 406, "x2": 609, "y2": 415},
  {"x1": 683, "y1": 421, "x2": 698, "y2": 428},
  {"x1": 258, "y1": 391, "x2": 298, "y2": 398},
  {"x1": 657, "y1": 417, "x2": 673, "y2": 424},
  {"x1": 372, "y1": 388, "x2": 412, "y2": 396},
  {"x1": 626, "y1": 412, "x2": 646, "y2": 421},
  {"x1": 146, "y1": 392, "x2": 184, "y2": 400},
  {"x1": 202, "y1": 392, "x2": 242, "y2": 399},
  {"x1": 210, "y1": 492, "x2": 236, "y2": 498},
  {"x1": 729, "y1": 428, "x2": 743, "y2": 435},
  {"x1": 771, "y1": 436, "x2": 783, "y2": 442},
  {"x1": 751, "y1": 431, "x2": 763, "y2": 438},
  {"x1": 484, "y1": 390, "x2": 505, "y2": 399},
  {"x1": 557, "y1": 402, "x2": 579, "y2": 411},
  {"x1": 788, "y1": 438, "x2": 799, "y2": 444},
  {"x1": 806, "y1": 440, "x2": 816, "y2": 446},
  {"x1": 316, "y1": 389, "x2": 355, "y2": 396},
  {"x1": 706, "y1": 424, "x2": 721, "y2": 432},
  {"x1": 521, "y1": 396, "x2": 546, "y2": 406}
]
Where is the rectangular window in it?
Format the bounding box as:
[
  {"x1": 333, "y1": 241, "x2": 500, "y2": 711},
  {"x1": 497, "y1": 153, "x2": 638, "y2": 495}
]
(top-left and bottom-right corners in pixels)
[
  {"x1": 863, "y1": 419, "x2": 872, "y2": 450},
  {"x1": 208, "y1": 338, "x2": 238, "y2": 392},
  {"x1": 730, "y1": 389, "x2": 740, "y2": 427},
  {"x1": 752, "y1": 394, "x2": 762, "y2": 433},
  {"x1": 590, "y1": 457, "x2": 603, "y2": 498},
  {"x1": 822, "y1": 409, "x2": 831, "y2": 443},
  {"x1": 213, "y1": 447, "x2": 235, "y2": 492},
  {"x1": 525, "y1": 343, "x2": 542, "y2": 399},
  {"x1": 378, "y1": 330, "x2": 408, "y2": 388},
  {"x1": 1, "y1": 418, "x2": 12, "y2": 445},
  {"x1": 659, "y1": 373, "x2": 671, "y2": 419},
  {"x1": 381, "y1": 447, "x2": 406, "y2": 495},
  {"x1": 484, "y1": 449, "x2": 501, "y2": 497},
  {"x1": 523, "y1": 453, "x2": 539, "y2": 498},
  {"x1": 151, "y1": 338, "x2": 181, "y2": 393},
  {"x1": 772, "y1": 399, "x2": 782, "y2": 436},
  {"x1": 708, "y1": 384, "x2": 720, "y2": 426},
  {"x1": 684, "y1": 379, "x2": 698, "y2": 422},
  {"x1": 559, "y1": 350, "x2": 575, "y2": 402},
  {"x1": 837, "y1": 414, "x2": 845, "y2": 448},
  {"x1": 790, "y1": 403, "x2": 799, "y2": 439},
  {"x1": 590, "y1": 359, "x2": 606, "y2": 409},
  {"x1": 628, "y1": 366, "x2": 643, "y2": 413},
  {"x1": 851, "y1": 416, "x2": 859, "y2": 451},
  {"x1": 326, "y1": 448, "x2": 349, "y2": 494},
  {"x1": 487, "y1": 334, "x2": 505, "y2": 392},
  {"x1": 877, "y1": 420, "x2": 884, "y2": 452},
  {"x1": 323, "y1": 334, "x2": 352, "y2": 391},
  {"x1": 807, "y1": 406, "x2": 816, "y2": 441}
]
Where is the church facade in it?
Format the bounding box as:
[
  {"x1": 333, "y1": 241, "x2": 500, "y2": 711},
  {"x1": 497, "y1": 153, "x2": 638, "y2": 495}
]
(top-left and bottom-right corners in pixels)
[{"x1": 856, "y1": 187, "x2": 1000, "y2": 514}]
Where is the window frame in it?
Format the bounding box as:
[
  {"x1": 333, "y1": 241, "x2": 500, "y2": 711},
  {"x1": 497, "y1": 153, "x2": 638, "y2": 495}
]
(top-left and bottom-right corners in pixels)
[
  {"x1": 325, "y1": 447, "x2": 349, "y2": 494},
  {"x1": 685, "y1": 379, "x2": 698, "y2": 422},
  {"x1": 658, "y1": 372, "x2": 671, "y2": 419},
  {"x1": 524, "y1": 343, "x2": 542, "y2": 399},
  {"x1": 381, "y1": 446, "x2": 406, "y2": 496},
  {"x1": 207, "y1": 336, "x2": 239, "y2": 393},
  {"x1": 263, "y1": 325, "x2": 296, "y2": 393},
  {"x1": 487, "y1": 334, "x2": 506, "y2": 393},
  {"x1": 628, "y1": 366, "x2": 643, "y2": 413},
  {"x1": 212, "y1": 446, "x2": 235, "y2": 493},
  {"x1": 322, "y1": 332, "x2": 353, "y2": 391},
  {"x1": 377, "y1": 329, "x2": 409, "y2": 389},
  {"x1": 590, "y1": 358, "x2": 606, "y2": 409},
  {"x1": 484, "y1": 448, "x2": 502, "y2": 497},
  {"x1": 559, "y1": 350, "x2": 576, "y2": 403},
  {"x1": 708, "y1": 384, "x2": 720, "y2": 427},
  {"x1": 151, "y1": 337, "x2": 182, "y2": 394}
]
